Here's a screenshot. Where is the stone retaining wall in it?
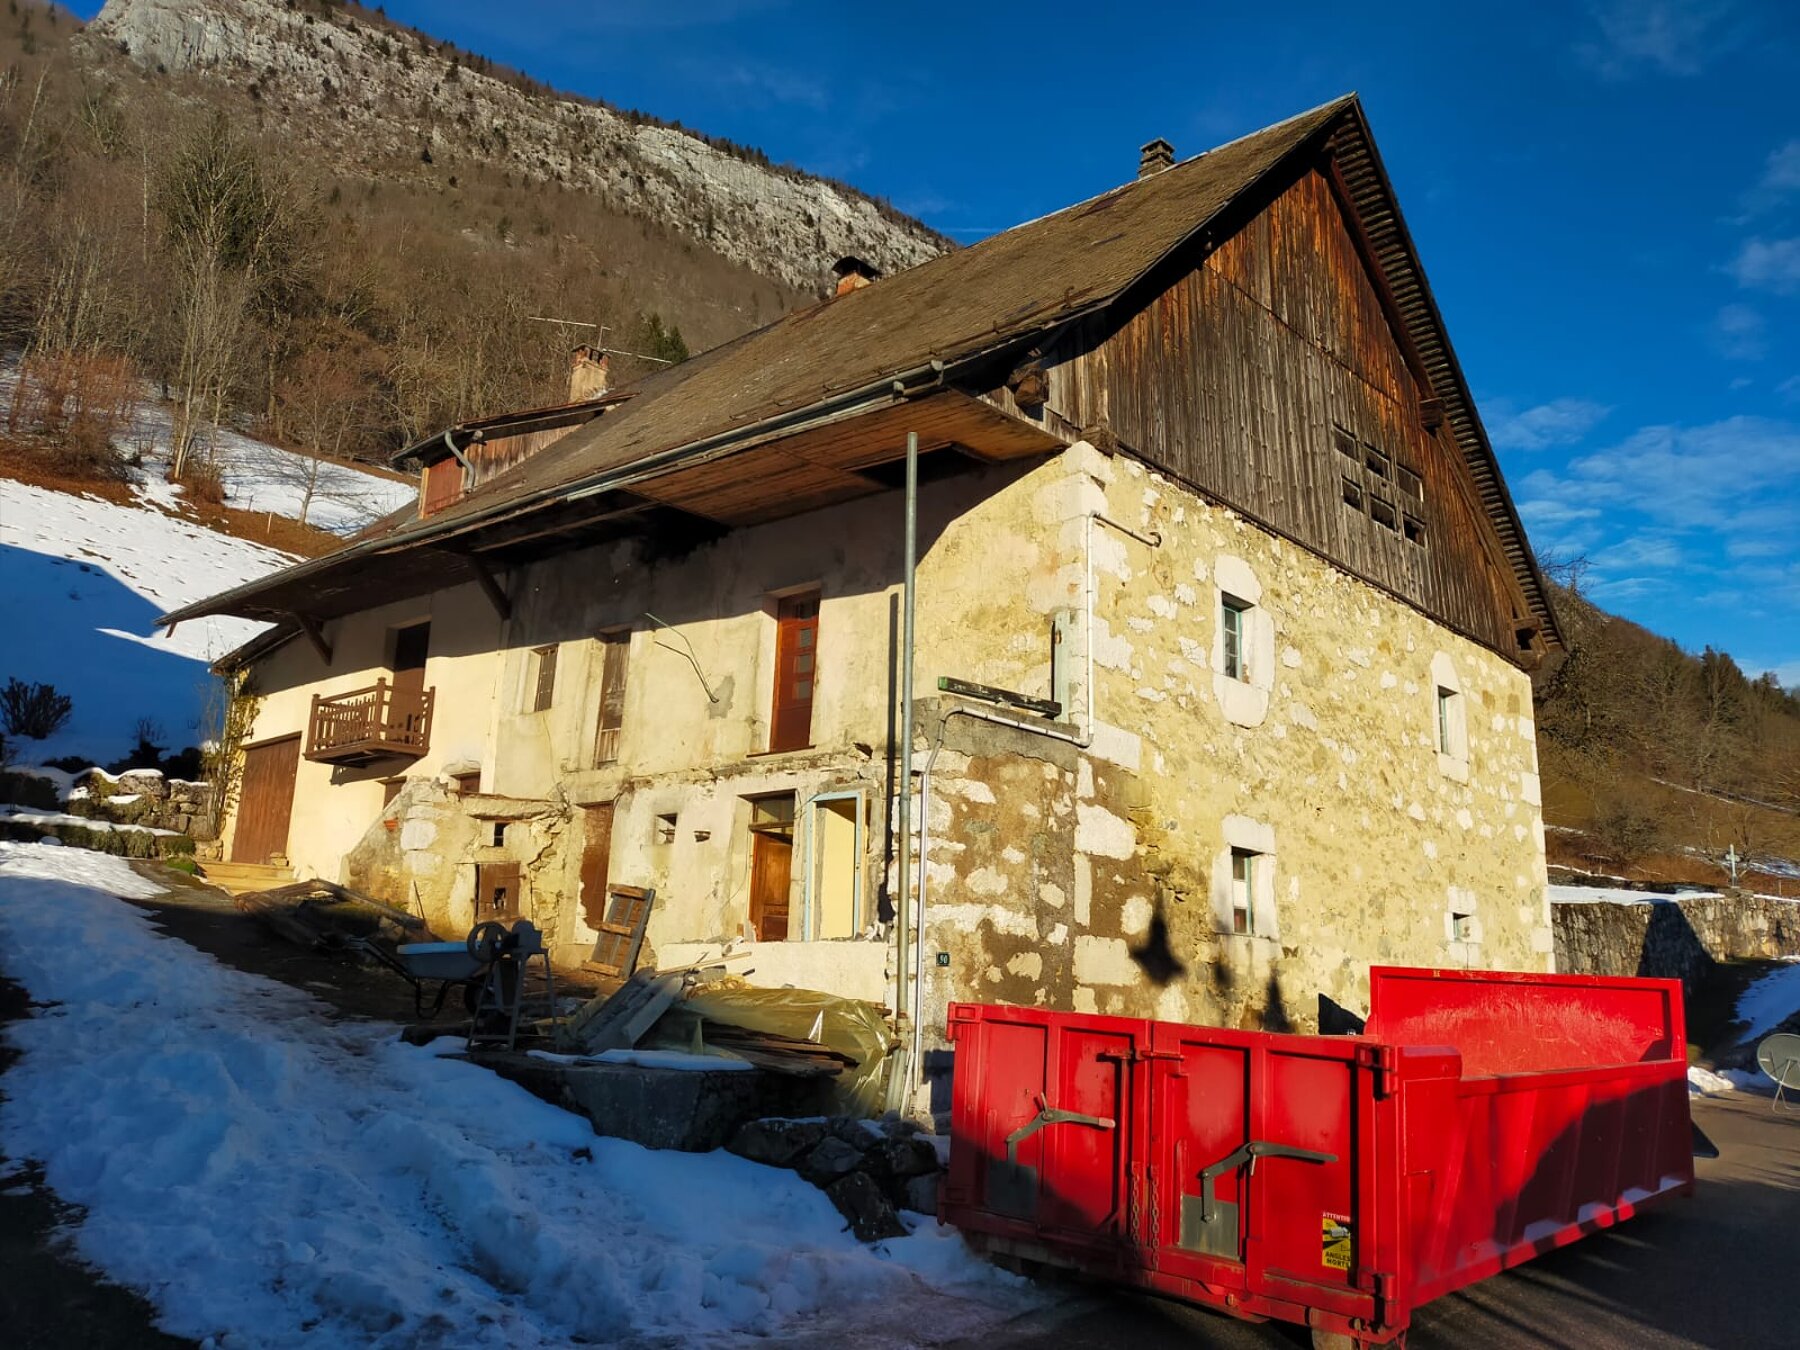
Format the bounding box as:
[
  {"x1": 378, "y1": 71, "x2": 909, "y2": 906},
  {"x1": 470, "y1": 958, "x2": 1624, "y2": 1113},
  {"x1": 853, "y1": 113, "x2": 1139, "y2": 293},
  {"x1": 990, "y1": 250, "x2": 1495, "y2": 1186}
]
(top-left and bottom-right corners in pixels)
[{"x1": 1552, "y1": 891, "x2": 1800, "y2": 986}]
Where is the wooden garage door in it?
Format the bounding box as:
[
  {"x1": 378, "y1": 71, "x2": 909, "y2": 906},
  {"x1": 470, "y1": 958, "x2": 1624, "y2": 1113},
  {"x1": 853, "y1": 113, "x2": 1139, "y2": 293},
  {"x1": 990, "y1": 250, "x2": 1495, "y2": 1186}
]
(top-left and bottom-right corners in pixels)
[{"x1": 232, "y1": 735, "x2": 300, "y2": 864}]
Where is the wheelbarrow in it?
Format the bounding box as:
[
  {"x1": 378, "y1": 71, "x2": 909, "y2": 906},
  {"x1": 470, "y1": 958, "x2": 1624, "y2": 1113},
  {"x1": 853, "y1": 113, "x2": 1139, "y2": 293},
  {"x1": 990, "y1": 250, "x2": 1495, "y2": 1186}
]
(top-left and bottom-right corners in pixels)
[{"x1": 390, "y1": 920, "x2": 556, "y2": 1050}]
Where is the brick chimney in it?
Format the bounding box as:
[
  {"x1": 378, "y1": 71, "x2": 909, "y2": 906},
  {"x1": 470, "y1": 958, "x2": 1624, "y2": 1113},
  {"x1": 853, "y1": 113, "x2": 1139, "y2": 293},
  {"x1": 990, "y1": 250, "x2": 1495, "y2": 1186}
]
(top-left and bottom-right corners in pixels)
[
  {"x1": 1138, "y1": 138, "x2": 1175, "y2": 179},
  {"x1": 569, "y1": 344, "x2": 609, "y2": 402},
  {"x1": 831, "y1": 255, "x2": 881, "y2": 297}
]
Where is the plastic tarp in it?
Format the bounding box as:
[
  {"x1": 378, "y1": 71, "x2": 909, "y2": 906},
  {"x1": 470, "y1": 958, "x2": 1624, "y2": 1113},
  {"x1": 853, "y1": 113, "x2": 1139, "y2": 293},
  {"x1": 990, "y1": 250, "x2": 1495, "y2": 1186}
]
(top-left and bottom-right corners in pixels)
[{"x1": 676, "y1": 982, "x2": 897, "y2": 1116}]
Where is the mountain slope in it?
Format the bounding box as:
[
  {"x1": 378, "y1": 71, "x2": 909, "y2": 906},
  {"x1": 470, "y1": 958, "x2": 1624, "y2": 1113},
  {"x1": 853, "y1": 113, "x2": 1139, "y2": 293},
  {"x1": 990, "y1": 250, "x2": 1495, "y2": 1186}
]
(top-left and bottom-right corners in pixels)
[{"x1": 85, "y1": 0, "x2": 947, "y2": 293}]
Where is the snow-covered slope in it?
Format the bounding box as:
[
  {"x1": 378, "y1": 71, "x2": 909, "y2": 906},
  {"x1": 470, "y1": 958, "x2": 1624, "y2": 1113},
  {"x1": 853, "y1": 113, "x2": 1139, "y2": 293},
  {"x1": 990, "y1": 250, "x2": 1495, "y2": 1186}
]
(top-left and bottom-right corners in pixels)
[
  {"x1": 0, "y1": 844, "x2": 1037, "y2": 1348},
  {"x1": 0, "y1": 481, "x2": 289, "y2": 763},
  {"x1": 127, "y1": 410, "x2": 415, "y2": 536}
]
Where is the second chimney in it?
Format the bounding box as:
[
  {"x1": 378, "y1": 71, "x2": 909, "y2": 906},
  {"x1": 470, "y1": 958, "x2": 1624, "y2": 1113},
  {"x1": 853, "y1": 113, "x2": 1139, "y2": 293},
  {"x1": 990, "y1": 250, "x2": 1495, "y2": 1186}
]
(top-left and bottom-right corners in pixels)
[
  {"x1": 1138, "y1": 137, "x2": 1175, "y2": 179},
  {"x1": 831, "y1": 255, "x2": 882, "y2": 297},
  {"x1": 569, "y1": 344, "x2": 609, "y2": 402}
]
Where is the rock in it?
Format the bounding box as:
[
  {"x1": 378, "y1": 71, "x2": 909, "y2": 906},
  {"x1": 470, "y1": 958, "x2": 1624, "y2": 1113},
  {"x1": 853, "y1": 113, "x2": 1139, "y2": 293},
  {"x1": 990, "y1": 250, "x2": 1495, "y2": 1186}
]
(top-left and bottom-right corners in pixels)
[
  {"x1": 901, "y1": 1173, "x2": 941, "y2": 1216},
  {"x1": 118, "y1": 769, "x2": 169, "y2": 800},
  {"x1": 796, "y1": 1135, "x2": 866, "y2": 1188},
  {"x1": 825, "y1": 1171, "x2": 908, "y2": 1242},
  {"x1": 826, "y1": 1115, "x2": 879, "y2": 1150},
  {"x1": 725, "y1": 1118, "x2": 826, "y2": 1170},
  {"x1": 868, "y1": 1135, "x2": 940, "y2": 1181}
]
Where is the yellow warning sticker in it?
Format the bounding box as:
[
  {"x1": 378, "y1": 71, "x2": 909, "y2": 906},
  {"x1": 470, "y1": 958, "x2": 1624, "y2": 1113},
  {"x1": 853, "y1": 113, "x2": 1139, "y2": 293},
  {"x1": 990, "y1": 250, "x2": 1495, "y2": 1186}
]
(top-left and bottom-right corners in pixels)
[{"x1": 1321, "y1": 1213, "x2": 1353, "y2": 1271}]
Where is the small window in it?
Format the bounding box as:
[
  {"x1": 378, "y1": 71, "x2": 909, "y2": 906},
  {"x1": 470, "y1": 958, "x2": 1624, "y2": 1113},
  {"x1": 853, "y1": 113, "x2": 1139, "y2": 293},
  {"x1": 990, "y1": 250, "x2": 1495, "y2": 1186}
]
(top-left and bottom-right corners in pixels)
[
  {"x1": 1403, "y1": 514, "x2": 1426, "y2": 546},
  {"x1": 1342, "y1": 477, "x2": 1364, "y2": 512},
  {"x1": 451, "y1": 770, "x2": 481, "y2": 795},
  {"x1": 1396, "y1": 465, "x2": 1423, "y2": 500},
  {"x1": 530, "y1": 644, "x2": 558, "y2": 713},
  {"x1": 1230, "y1": 849, "x2": 1257, "y2": 935},
  {"x1": 1369, "y1": 494, "x2": 1398, "y2": 531},
  {"x1": 491, "y1": 822, "x2": 507, "y2": 847},
  {"x1": 1437, "y1": 686, "x2": 1458, "y2": 756},
  {"x1": 1364, "y1": 445, "x2": 1391, "y2": 480},
  {"x1": 654, "y1": 812, "x2": 678, "y2": 845},
  {"x1": 475, "y1": 861, "x2": 521, "y2": 919},
  {"x1": 594, "y1": 628, "x2": 630, "y2": 765},
  {"x1": 1221, "y1": 596, "x2": 1250, "y2": 682},
  {"x1": 1331, "y1": 425, "x2": 1358, "y2": 461},
  {"x1": 1451, "y1": 911, "x2": 1476, "y2": 943}
]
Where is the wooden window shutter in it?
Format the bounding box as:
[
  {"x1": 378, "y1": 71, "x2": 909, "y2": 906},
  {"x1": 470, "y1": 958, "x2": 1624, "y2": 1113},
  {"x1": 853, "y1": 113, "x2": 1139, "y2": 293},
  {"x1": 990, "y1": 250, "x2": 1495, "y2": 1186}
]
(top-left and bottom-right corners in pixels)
[
  {"x1": 421, "y1": 457, "x2": 464, "y2": 516},
  {"x1": 531, "y1": 645, "x2": 558, "y2": 712},
  {"x1": 770, "y1": 593, "x2": 819, "y2": 752},
  {"x1": 594, "y1": 631, "x2": 629, "y2": 764}
]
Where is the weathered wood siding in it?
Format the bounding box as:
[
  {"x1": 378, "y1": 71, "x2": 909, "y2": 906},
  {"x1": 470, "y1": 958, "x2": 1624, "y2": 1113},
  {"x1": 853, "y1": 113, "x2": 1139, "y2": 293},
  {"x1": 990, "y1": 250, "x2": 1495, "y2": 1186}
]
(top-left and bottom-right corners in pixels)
[{"x1": 1022, "y1": 167, "x2": 1526, "y2": 658}]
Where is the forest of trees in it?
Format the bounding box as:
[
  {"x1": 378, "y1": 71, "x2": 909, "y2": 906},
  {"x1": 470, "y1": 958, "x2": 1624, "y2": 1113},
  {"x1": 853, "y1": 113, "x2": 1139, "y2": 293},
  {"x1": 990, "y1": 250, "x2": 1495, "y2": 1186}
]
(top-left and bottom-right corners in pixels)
[
  {"x1": 1533, "y1": 552, "x2": 1800, "y2": 862},
  {"x1": 0, "y1": 1, "x2": 719, "y2": 498}
]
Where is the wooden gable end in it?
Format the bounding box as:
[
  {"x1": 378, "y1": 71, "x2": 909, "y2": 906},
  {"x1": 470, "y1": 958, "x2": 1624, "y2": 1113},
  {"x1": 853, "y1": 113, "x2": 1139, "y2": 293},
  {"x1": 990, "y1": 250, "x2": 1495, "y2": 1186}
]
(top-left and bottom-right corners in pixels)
[{"x1": 1030, "y1": 165, "x2": 1532, "y2": 662}]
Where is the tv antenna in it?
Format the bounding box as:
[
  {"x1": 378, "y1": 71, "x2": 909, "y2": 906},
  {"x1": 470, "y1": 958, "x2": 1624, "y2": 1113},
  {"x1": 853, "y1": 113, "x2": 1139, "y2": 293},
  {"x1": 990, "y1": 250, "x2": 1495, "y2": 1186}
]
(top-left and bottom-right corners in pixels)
[{"x1": 526, "y1": 316, "x2": 675, "y2": 365}]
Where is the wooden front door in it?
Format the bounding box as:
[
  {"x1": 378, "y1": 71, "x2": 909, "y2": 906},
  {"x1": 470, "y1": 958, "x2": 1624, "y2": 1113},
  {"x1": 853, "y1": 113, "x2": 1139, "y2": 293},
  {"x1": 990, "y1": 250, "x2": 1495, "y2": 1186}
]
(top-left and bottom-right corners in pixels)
[
  {"x1": 233, "y1": 735, "x2": 300, "y2": 864},
  {"x1": 579, "y1": 804, "x2": 614, "y2": 932},
  {"x1": 747, "y1": 793, "x2": 797, "y2": 941},
  {"x1": 391, "y1": 622, "x2": 430, "y2": 736}
]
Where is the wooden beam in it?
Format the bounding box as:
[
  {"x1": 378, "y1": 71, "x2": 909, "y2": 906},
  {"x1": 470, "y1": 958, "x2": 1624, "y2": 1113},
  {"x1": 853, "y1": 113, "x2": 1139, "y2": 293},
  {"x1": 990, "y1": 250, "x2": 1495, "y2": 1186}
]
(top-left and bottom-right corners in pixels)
[
  {"x1": 462, "y1": 553, "x2": 511, "y2": 621},
  {"x1": 292, "y1": 613, "x2": 332, "y2": 665}
]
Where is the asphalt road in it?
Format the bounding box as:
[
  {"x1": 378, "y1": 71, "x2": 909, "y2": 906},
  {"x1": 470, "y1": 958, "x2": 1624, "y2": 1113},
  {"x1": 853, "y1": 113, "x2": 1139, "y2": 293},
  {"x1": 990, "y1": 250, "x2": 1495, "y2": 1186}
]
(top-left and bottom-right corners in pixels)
[{"x1": 950, "y1": 1093, "x2": 1798, "y2": 1350}]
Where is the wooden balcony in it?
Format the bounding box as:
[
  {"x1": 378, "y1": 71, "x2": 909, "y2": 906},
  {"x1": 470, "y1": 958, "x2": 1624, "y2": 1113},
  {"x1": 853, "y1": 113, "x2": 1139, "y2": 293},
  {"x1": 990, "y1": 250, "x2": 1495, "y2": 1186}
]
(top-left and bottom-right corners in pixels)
[{"x1": 305, "y1": 679, "x2": 434, "y2": 766}]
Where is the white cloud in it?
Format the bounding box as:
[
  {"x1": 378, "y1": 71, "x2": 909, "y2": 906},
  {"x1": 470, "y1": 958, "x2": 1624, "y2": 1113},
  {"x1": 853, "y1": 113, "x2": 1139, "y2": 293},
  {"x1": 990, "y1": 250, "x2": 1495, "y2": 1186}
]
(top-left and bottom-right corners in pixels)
[
  {"x1": 1518, "y1": 498, "x2": 1602, "y2": 529},
  {"x1": 1762, "y1": 141, "x2": 1800, "y2": 195},
  {"x1": 1728, "y1": 237, "x2": 1800, "y2": 293},
  {"x1": 1777, "y1": 374, "x2": 1800, "y2": 403},
  {"x1": 1487, "y1": 397, "x2": 1610, "y2": 452},
  {"x1": 1710, "y1": 303, "x2": 1765, "y2": 360},
  {"x1": 1580, "y1": 0, "x2": 1740, "y2": 77},
  {"x1": 1555, "y1": 416, "x2": 1800, "y2": 530}
]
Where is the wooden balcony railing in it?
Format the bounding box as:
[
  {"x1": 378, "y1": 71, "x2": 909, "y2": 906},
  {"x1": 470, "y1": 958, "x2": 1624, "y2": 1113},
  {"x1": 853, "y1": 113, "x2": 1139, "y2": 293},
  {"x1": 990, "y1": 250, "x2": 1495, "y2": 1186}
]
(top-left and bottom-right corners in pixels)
[{"x1": 305, "y1": 679, "x2": 434, "y2": 765}]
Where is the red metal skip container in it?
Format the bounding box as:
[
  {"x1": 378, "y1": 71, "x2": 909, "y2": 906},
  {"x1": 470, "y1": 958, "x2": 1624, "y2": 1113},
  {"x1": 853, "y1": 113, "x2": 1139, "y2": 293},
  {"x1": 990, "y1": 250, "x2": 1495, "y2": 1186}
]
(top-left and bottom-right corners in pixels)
[{"x1": 940, "y1": 967, "x2": 1695, "y2": 1347}]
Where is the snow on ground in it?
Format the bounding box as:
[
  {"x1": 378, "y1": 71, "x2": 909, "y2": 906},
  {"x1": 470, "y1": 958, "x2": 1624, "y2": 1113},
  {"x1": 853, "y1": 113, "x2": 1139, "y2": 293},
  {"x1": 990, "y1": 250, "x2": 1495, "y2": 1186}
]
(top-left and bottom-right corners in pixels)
[
  {"x1": 0, "y1": 804, "x2": 176, "y2": 836},
  {"x1": 1547, "y1": 884, "x2": 1723, "y2": 905},
  {"x1": 1687, "y1": 1064, "x2": 1736, "y2": 1096},
  {"x1": 0, "y1": 360, "x2": 415, "y2": 537},
  {"x1": 0, "y1": 843, "x2": 1037, "y2": 1349},
  {"x1": 1735, "y1": 958, "x2": 1800, "y2": 1041},
  {"x1": 0, "y1": 480, "x2": 294, "y2": 763}
]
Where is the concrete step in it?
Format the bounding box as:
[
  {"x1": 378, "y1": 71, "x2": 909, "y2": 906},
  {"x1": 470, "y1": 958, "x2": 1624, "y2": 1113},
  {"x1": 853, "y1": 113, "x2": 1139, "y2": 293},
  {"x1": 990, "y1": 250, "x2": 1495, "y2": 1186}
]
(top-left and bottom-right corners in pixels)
[{"x1": 197, "y1": 861, "x2": 297, "y2": 895}]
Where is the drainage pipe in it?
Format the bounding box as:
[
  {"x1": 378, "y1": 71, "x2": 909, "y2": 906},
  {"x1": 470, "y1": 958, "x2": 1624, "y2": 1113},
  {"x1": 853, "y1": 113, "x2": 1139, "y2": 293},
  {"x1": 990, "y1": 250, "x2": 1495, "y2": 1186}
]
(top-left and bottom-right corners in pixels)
[
  {"x1": 892, "y1": 431, "x2": 920, "y2": 1102},
  {"x1": 908, "y1": 511, "x2": 1160, "y2": 1090}
]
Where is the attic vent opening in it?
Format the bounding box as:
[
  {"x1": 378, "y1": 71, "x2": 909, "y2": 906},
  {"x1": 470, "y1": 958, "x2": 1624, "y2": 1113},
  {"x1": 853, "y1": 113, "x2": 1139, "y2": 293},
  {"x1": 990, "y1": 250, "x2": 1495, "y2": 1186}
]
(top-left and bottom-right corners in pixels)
[{"x1": 1138, "y1": 137, "x2": 1175, "y2": 178}]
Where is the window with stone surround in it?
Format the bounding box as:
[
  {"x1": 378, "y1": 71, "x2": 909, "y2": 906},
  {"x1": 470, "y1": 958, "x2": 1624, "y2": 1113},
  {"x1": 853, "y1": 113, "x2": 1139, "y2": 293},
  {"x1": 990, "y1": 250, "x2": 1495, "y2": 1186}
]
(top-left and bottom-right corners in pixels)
[{"x1": 1230, "y1": 848, "x2": 1258, "y2": 935}]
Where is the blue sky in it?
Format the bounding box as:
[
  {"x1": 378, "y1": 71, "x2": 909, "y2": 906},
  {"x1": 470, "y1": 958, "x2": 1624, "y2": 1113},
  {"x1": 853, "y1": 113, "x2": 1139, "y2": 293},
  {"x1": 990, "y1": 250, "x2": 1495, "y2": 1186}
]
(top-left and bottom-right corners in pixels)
[{"x1": 74, "y1": 1, "x2": 1800, "y2": 681}]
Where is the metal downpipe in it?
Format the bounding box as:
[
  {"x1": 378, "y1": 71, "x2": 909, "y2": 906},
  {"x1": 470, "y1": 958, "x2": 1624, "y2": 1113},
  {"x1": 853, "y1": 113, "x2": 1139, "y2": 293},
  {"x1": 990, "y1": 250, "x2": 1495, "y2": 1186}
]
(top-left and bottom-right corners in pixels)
[{"x1": 891, "y1": 430, "x2": 919, "y2": 1110}]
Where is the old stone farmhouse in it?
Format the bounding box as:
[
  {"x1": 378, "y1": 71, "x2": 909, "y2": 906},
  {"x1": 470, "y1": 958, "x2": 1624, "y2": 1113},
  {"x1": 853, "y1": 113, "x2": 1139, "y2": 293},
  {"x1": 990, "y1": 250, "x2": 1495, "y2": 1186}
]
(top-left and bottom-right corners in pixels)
[{"x1": 164, "y1": 95, "x2": 1562, "y2": 1053}]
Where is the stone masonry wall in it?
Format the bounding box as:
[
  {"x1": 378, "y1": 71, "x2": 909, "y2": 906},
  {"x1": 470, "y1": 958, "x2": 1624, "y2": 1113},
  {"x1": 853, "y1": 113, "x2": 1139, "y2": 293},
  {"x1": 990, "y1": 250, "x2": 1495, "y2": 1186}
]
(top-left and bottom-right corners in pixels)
[{"x1": 914, "y1": 441, "x2": 1552, "y2": 1043}]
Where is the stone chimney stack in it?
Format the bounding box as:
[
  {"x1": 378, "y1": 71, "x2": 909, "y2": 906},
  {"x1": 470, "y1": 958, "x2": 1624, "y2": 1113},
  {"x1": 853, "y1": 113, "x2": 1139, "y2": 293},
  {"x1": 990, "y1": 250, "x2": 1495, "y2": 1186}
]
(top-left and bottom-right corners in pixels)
[
  {"x1": 830, "y1": 255, "x2": 882, "y2": 297},
  {"x1": 1138, "y1": 138, "x2": 1175, "y2": 179},
  {"x1": 569, "y1": 344, "x2": 609, "y2": 402}
]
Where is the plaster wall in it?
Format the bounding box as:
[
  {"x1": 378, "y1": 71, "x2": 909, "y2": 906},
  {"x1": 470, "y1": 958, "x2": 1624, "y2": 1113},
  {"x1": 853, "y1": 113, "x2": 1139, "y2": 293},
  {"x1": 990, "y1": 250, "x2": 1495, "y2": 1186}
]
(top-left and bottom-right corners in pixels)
[{"x1": 223, "y1": 580, "x2": 505, "y2": 881}]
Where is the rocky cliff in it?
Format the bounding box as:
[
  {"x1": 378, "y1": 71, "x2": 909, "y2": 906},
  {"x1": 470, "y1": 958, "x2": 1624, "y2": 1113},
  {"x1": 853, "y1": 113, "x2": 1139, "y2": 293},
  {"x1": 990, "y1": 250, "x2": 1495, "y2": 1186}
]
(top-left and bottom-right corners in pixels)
[{"x1": 85, "y1": 0, "x2": 946, "y2": 292}]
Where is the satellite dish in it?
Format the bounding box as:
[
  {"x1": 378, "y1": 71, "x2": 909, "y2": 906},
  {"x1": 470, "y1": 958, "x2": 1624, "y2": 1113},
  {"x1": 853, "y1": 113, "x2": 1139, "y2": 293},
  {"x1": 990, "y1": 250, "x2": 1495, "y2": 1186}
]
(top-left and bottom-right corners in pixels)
[{"x1": 1754, "y1": 1032, "x2": 1800, "y2": 1114}]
